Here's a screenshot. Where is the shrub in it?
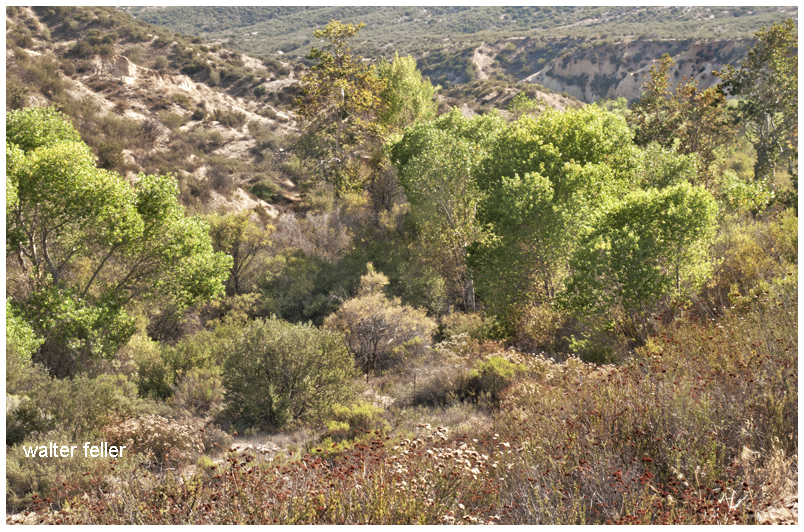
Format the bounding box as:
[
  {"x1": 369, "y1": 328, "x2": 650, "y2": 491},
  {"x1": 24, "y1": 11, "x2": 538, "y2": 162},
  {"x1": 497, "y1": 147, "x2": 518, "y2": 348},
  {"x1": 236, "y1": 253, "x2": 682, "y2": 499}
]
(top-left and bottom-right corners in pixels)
[
  {"x1": 212, "y1": 108, "x2": 247, "y2": 129},
  {"x1": 207, "y1": 164, "x2": 234, "y2": 194},
  {"x1": 460, "y1": 356, "x2": 526, "y2": 404},
  {"x1": 324, "y1": 401, "x2": 390, "y2": 442},
  {"x1": 104, "y1": 415, "x2": 203, "y2": 466},
  {"x1": 171, "y1": 93, "x2": 191, "y2": 109},
  {"x1": 6, "y1": 428, "x2": 131, "y2": 513},
  {"x1": 96, "y1": 141, "x2": 125, "y2": 170},
  {"x1": 254, "y1": 85, "x2": 267, "y2": 98},
  {"x1": 222, "y1": 318, "x2": 357, "y2": 431},
  {"x1": 134, "y1": 333, "x2": 218, "y2": 402},
  {"x1": 153, "y1": 55, "x2": 169, "y2": 70},
  {"x1": 160, "y1": 111, "x2": 186, "y2": 131},
  {"x1": 125, "y1": 44, "x2": 144, "y2": 64},
  {"x1": 193, "y1": 127, "x2": 223, "y2": 151},
  {"x1": 249, "y1": 177, "x2": 280, "y2": 202},
  {"x1": 140, "y1": 118, "x2": 164, "y2": 143},
  {"x1": 6, "y1": 72, "x2": 30, "y2": 109},
  {"x1": 7, "y1": 357, "x2": 162, "y2": 446},
  {"x1": 169, "y1": 367, "x2": 225, "y2": 419},
  {"x1": 191, "y1": 108, "x2": 206, "y2": 121},
  {"x1": 324, "y1": 264, "x2": 436, "y2": 376},
  {"x1": 208, "y1": 68, "x2": 221, "y2": 87},
  {"x1": 438, "y1": 311, "x2": 486, "y2": 340}
]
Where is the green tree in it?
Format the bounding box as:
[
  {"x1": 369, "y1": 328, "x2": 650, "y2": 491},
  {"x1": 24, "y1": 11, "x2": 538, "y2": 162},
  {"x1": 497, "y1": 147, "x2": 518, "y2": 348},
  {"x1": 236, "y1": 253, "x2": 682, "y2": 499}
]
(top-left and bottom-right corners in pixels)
[
  {"x1": 718, "y1": 18, "x2": 798, "y2": 181},
  {"x1": 629, "y1": 54, "x2": 736, "y2": 185},
  {"x1": 6, "y1": 107, "x2": 232, "y2": 376},
  {"x1": 376, "y1": 52, "x2": 439, "y2": 133},
  {"x1": 563, "y1": 182, "x2": 718, "y2": 336},
  {"x1": 470, "y1": 106, "x2": 637, "y2": 318},
  {"x1": 208, "y1": 211, "x2": 273, "y2": 296},
  {"x1": 6, "y1": 300, "x2": 43, "y2": 360},
  {"x1": 390, "y1": 108, "x2": 506, "y2": 310},
  {"x1": 223, "y1": 318, "x2": 357, "y2": 430},
  {"x1": 294, "y1": 20, "x2": 385, "y2": 190}
]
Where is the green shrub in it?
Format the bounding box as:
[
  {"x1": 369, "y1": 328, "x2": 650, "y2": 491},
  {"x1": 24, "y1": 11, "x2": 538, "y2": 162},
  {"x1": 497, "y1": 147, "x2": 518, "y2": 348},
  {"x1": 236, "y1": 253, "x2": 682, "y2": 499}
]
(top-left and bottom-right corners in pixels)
[
  {"x1": 171, "y1": 92, "x2": 191, "y2": 108},
  {"x1": 153, "y1": 55, "x2": 169, "y2": 69},
  {"x1": 249, "y1": 178, "x2": 280, "y2": 202},
  {"x1": 125, "y1": 44, "x2": 144, "y2": 64},
  {"x1": 6, "y1": 357, "x2": 162, "y2": 446},
  {"x1": 96, "y1": 141, "x2": 124, "y2": 170},
  {"x1": 191, "y1": 108, "x2": 206, "y2": 121},
  {"x1": 134, "y1": 333, "x2": 217, "y2": 402},
  {"x1": 169, "y1": 367, "x2": 225, "y2": 418},
  {"x1": 460, "y1": 356, "x2": 525, "y2": 403},
  {"x1": 160, "y1": 111, "x2": 186, "y2": 130},
  {"x1": 324, "y1": 401, "x2": 389, "y2": 442},
  {"x1": 222, "y1": 318, "x2": 358, "y2": 431},
  {"x1": 254, "y1": 85, "x2": 267, "y2": 98},
  {"x1": 212, "y1": 108, "x2": 247, "y2": 129}
]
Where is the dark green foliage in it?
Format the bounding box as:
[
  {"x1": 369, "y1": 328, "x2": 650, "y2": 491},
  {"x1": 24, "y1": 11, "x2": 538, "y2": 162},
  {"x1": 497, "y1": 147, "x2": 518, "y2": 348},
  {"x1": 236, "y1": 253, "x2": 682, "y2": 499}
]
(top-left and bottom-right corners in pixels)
[
  {"x1": 222, "y1": 318, "x2": 357, "y2": 430},
  {"x1": 249, "y1": 178, "x2": 280, "y2": 202},
  {"x1": 459, "y1": 356, "x2": 526, "y2": 403}
]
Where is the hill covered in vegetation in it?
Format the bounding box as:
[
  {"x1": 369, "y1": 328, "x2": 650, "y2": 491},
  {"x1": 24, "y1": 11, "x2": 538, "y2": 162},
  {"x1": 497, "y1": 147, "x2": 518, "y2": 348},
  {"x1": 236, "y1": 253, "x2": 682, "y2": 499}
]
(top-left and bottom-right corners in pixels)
[
  {"x1": 6, "y1": 6, "x2": 799, "y2": 525},
  {"x1": 124, "y1": 6, "x2": 797, "y2": 102}
]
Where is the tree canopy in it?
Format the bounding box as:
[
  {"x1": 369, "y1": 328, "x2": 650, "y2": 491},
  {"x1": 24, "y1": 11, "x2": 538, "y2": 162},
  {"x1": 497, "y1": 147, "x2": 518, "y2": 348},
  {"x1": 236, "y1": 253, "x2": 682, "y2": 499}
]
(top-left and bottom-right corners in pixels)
[
  {"x1": 295, "y1": 20, "x2": 385, "y2": 190},
  {"x1": 718, "y1": 18, "x2": 798, "y2": 181},
  {"x1": 6, "y1": 107, "x2": 232, "y2": 376}
]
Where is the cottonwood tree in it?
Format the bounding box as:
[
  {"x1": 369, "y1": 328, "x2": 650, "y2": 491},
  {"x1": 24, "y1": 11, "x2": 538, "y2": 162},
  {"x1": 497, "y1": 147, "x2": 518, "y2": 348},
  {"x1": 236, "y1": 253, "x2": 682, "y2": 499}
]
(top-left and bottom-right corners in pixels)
[
  {"x1": 469, "y1": 106, "x2": 637, "y2": 320},
  {"x1": 390, "y1": 108, "x2": 505, "y2": 310},
  {"x1": 563, "y1": 181, "x2": 718, "y2": 338},
  {"x1": 376, "y1": 52, "x2": 439, "y2": 134},
  {"x1": 6, "y1": 107, "x2": 231, "y2": 377},
  {"x1": 629, "y1": 54, "x2": 736, "y2": 185},
  {"x1": 718, "y1": 18, "x2": 798, "y2": 181}
]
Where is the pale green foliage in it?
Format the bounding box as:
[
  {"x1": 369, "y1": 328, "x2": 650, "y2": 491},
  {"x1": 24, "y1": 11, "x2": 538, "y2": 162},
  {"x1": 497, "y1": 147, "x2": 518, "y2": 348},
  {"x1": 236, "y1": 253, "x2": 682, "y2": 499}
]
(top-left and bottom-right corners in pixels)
[
  {"x1": 463, "y1": 356, "x2": 526, "y2": 403},
  {"x1": 507, "y1": 92, "x2": 547, "y2": 118},
  {"x1": 376, "y1": 52, "x2": 439, "y2": 133},
  {"x1": 6, "y1": 107, "x2": 231, "y2": 376},
  {"x1": 470, "y1": 106, "x2": 637, "y2": 317},
  {"x1": 6, "y1": 354, "x2": 160, "y2": 445},
  {"x1": 564, "y1": 182, "x2": 718, "y2": 333},
  {"x1": 634, "y1": 142, "x2": 699, "y2": 190},
  {"x1": 717, "y1": 170, "x2": 775, "y2": 213},
  {"x1": 325, "y1": 401, "x2": 389, "y2": 442},
  {"x1": 390, "y1": 108, "x2": 505, "y2": 309},
  {"x1": 325, "y1": 264, "x2": 436, "y2": 376},
  {"x1": 223, "y1": 318, "x2": 357, "y2": 430},
  {"x1": 6, "y1": 300, "x2": 43, "y2": 360}
]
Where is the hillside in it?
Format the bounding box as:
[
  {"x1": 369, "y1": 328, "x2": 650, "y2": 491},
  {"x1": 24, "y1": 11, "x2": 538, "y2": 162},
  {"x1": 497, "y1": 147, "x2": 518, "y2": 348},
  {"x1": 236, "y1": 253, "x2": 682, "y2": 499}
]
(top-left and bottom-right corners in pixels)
[
  {"x1": 125, "y1": 6, "x2": 797, "y2": 102},
  {"x1": 6, "y1": 6, "x2": 585, "y2": 220}
]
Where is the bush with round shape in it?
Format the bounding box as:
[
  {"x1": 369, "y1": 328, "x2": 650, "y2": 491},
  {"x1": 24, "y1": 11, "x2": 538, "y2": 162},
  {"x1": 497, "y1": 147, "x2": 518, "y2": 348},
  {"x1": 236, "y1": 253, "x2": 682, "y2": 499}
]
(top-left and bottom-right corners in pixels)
[{"x1": 223, "y1": 318, "x2": 357, "y2": 431}]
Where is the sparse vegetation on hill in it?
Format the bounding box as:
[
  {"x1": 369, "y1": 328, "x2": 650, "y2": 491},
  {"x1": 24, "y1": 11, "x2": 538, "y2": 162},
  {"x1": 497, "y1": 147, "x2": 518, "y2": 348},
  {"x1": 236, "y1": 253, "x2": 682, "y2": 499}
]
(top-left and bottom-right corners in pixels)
[{"x1": 6, "y1": 8, "x2": 798, "y2": 525}]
